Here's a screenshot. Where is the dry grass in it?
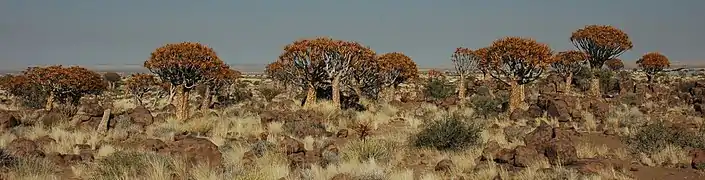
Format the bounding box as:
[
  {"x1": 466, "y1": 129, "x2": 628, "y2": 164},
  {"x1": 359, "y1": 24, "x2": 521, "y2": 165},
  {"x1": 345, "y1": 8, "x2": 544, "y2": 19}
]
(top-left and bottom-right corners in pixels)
[{"x1": 1, "y1": 77, "x2": 702, "y2": 180}]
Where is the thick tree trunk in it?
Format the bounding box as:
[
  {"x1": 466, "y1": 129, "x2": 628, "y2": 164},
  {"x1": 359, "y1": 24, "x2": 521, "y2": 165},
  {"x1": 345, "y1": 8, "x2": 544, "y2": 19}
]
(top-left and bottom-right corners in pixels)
[
  {"x1": 509, "y1": 81, "x2": 525, "y2": 113},
  {"x1": 564, "y1": 73, "x2": 573, "y2": 94},
  {"x1": 45, "y1": 92, "x2": 55, "y2": 111},
  {"x1": 167, "y1": 87, "x2": 176, "y2": 105},
  {"x1": 97, "y1": 108, "x2": 111, "y2": 135},
  {"x1": 458, "y1": 74, "x2": 467, "y2": 99},
  {"x1": 331, "y1": 76, "x2": 341, "y2": 109},
  {"x1": 647, "y1": 74, "x2": 654, "y2": 83},
  {"x1": 175, "y1": 85, "x2": 190, "y2": 121},
  {"x1": 201, "y1": 86, "x2": 212, "y2": 111},
  {"x1": 589, "y1": 77, "x2": 600, "y2": 97},
  {"x1": 304, "y1": 83, "x2": 317, "y2": 108}
]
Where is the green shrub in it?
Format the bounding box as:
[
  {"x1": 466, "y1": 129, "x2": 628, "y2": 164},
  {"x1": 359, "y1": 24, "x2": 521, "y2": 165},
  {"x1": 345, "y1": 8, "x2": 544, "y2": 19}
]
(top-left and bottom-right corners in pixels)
[
  {"x1": 468, "y1": 94, "x2": 508, "y2": 118},
  {"x1": 411, "y1": 114, "x2": 482, "y2": 151},
  {"x1": 594, "y1": 68, "x2": 619, "y2": 94},
  {"x1": 627, "y1": 121, "x2": 705, "y2": 154},
  {"x1": 423, "y1": 77, "x2": 455, "y2": 101}
]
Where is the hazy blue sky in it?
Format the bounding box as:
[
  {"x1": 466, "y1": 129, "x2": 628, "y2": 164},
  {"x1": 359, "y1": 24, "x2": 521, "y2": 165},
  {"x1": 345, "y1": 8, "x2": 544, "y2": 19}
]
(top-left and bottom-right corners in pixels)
[{"x1": 1, "y1": 0, "x2": 704, "y2": 70}]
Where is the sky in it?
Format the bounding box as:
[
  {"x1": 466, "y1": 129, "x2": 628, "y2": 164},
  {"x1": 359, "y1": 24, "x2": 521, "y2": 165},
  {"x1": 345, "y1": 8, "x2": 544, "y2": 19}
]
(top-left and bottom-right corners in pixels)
[{"x1": 1, "y1": 0, "x2": 704, "y2": 71}]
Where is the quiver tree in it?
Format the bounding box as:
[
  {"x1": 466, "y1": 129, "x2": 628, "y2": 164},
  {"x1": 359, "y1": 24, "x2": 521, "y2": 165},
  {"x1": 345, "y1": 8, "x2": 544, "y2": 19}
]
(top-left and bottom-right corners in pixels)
[
  {"x1": 571, "y1": 25, "x2": 633, "y2": 96},
  {"x1": 427, "y1": 69, "x2": 445, "y2": 79},
  {"x1": 200, "y1": 64, "x2": 241, "y2": 111},
  {"x1": 103, "y1": 72, "x2": 122, "y2": 90},
  {"x1": 636, "y1": 52, "x2": 670, "y2": 83},
  {"x1": 605, "y1": 58, "x2": 625, "y2": 71},
  {"x1": 551, "y1": 50, "x2": 587, "y2": 93},
  {"x1": 23, "y1": 65, "x2": 107, "y2": 110},
  {"x1": 474, "y1": 47, "x2": 492, "y2": 80},
  {"x1": 124, "y1": 73, "x2": 158, "y2": 107},
  {"x1": 265, "y1": 61, "x2": 294, "y2": 89},
  {"x1": 144, "y1": 42, "x2": 224, "y2": 120},
  {"x1": 275, "y1": 38, "x2": 332, "y2": 107},
  {"x1": 346, "y1": 54, "x2": 382, "y2": 100},
  {"x1": 324, "y1": 41, "x2": 375, "y2": 108},
  {"x1": 0, "y1": 74, "x2": 46, "y2": 108},
  {"x1": 377, "y1": 52, "x2": 419, "y2": 102},
  {"x1": 451, "y1": 47, "x2": 481, "y2": 98},
  {"x1": 485, "y1": 37, "x2": 553, "y2": 112}
]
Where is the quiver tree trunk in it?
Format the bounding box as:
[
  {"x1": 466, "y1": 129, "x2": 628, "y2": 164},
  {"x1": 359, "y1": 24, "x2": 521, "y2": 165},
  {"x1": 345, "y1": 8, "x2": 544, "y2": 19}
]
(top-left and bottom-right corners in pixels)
[
  {"x1": 589, "y1": 77, "x2": 600, "y2": 97},
  {"x1": 646, "y1": 74, "x2": 654, "y2": 83},
  {"x1": 458, "y1": 74, "x2": 467, "y2": 99},
  {"x1": 304, "y1": 83, "x2": 317, "y2": 108},
  {"x1": 175, "y1": 85, "x2": 190, "y2": 121},
  {"x1": 564, "y1": 73, "x2": 573, "y2": 93},
  {"x1": 45, "y1": 92, "x2": 55, "y2": 111},
  {"x1": 508, "y1": 81, "x2": 525, "y2": 113},
  {"x1": 331, "y1": 76, "x2": 342, "y2": 109},
  {"x1": 167, "y1": 87, "x2": 176, "y2": 106},
  {"x1": 382, "y1": 87, "x2": 395, "y2": 102},
  {"x1": 200, "y1": 86, "x2": 212, "y2": 111}
]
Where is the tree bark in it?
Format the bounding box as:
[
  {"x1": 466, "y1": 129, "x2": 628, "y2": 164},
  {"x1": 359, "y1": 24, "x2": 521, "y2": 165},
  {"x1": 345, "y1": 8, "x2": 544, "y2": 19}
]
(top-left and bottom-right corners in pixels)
[
  {"x1": 200, "y1": 86, "x2": 212, "y2": 111},
  {"x1": 509, "y1": 81, "x2": 525, "y2": 113},
  {"x1": 589, "y1": 77, "x2": 600, "y2": 97},
  {"x1": 167, "y1": 86, "x2": 176, "y2": 105},
  {"x1": 97, "y1": 108, "x2": 111, "y2": 135},
  {"x1": 175, "y1": 85, "x2": 190, "y2": 121},
  {"x1": 458, "y1": 74, "x2": 467, "y2": 99},
  {"x1": 331, "y1": 76, "x2": 341, "y2": 109},
  {"x1": 564, "y1": 73, "x2": 573, "y2": 94},
  {"x1": 45, "y1": 92, "x2": 55, "y2": 111},
  {"x1": 304, "y1": 83, "x2": 317, "y2": 108}
]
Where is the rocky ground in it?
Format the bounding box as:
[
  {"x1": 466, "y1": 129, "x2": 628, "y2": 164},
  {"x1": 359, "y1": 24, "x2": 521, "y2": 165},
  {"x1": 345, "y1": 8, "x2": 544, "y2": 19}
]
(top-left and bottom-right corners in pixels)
[{"x1": 0, "y1": 72, "x2": 705, "y2": 180}]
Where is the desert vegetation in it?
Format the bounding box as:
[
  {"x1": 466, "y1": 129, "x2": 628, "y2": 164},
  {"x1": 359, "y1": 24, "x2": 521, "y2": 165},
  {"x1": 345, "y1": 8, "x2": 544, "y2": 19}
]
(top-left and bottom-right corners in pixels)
[{"x1": 0, "y1": 24, "x2": 705, "y2": 180}]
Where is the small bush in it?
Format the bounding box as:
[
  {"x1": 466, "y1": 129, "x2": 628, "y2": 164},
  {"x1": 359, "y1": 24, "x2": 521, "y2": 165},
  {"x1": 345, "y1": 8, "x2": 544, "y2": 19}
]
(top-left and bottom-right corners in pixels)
[
  {"x1": 594, "y1": 69, "x2": 619, "y2": 94},
  {"x1": 468, "y1": 94, "x2": 508, "y2": 118},
  {"x1": 411, "y1": 114, "x2": 482, "y2": 151},
  {"x1": 342, "y1": 139, "x2": 397, "y2": 163},
  {"x1": 91, "y1": 151, "x2": 176, "y2": 180},
  {"x1": 627, "y1": 121, "x2": 705, "y2": 154},
  {"x1": 423, "y1": 77, "x2": 455, "y2": 101},
  {"x1": 258, "y1": 84, "x2": 284, "y2": 102},
  {"x1": 572, "y1": 66, "x2": 592, "y2": 92}
]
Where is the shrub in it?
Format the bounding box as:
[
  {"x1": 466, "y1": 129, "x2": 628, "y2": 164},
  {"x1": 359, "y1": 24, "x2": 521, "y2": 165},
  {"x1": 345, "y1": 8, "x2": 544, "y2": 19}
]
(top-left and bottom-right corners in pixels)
[
  {"x1": 572, "y1": 66, "x2": 593, "y2": 92},
  {"x1": 411, "y1": 114, "x2": 482, "y2": 151},
  {"x1": 258, "y1": 84, "x2": 284, "y2": 102},
  {"x1": 342, "y1": 139, "x2": 397, "y2": 163},
  {"x1": 423, "y1": 77, "x2": 455, "y2": 101},
  {"x1": 627, "y1": 121, "x2": 705, "y2": 154},
  {"x1": 91, "y1": 151, "x2": 177, "y2": 180},
  {"x1": 468, "y1": 94, "x2": 508, "y2": 118},
  {"x1": 593, "y1": 68, "x2": 619, "y2": 94}
]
